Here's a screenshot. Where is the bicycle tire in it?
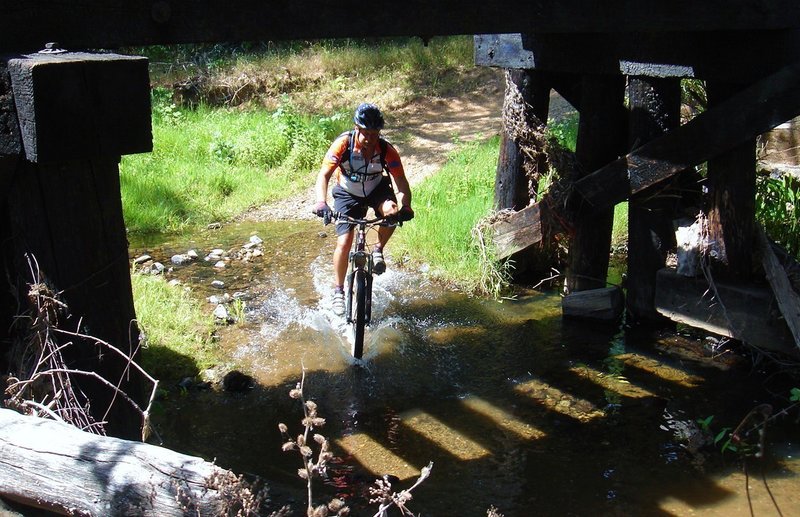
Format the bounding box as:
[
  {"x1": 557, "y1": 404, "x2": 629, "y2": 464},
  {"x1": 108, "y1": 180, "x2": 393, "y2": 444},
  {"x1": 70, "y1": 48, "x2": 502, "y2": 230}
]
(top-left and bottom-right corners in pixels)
[{"x1": 352, "y1": 269, "x2": 367, "y2": 359}]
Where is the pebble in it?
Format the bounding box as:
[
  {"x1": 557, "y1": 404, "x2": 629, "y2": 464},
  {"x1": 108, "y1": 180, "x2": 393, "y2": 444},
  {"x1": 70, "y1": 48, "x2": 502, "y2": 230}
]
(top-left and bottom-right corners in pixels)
[
  {"x1": 171, "y1": 254, "x2": 191, "y2": 265},
  {"x1": 133, "y1": 254, "x2": 152, "y2": 264},
  {"x1": 213, "y1": 304, "x2": 229, "y2": 320},
  {"x1": 211, "y1": 280, "x2": 225, "y2": 289}
]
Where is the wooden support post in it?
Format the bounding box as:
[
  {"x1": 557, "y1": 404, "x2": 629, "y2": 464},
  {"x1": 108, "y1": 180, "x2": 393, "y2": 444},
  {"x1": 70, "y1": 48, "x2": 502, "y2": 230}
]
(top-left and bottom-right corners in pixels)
[
  {"x1": 566, "y1": 75, "x2": 627, "y2": 292},
  {"x1": 573, "y1": 60, "x2": 800, "y2": 210},
  {"x1": 495, "y1": 69, "x2": 541, "y2": 212},
  {"x1": 705, "y1": 81, "x2": 757, "y2": 281},
  {"x1": 2, "y1": 52, "x2": 152, "y2": 439},
  {"x1": 494, "y1": 69, "x2": 554, "y2": 281},
  {"x1": 626, "y1": 77, "x2": 681, "y2": 323}
]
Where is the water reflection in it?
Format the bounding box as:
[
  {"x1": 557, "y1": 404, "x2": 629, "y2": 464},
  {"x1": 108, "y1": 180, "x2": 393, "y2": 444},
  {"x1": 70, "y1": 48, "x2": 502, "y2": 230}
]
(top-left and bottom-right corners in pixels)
[{"x1": 132, "y1": 220, "x2": 800, "y2": 516}]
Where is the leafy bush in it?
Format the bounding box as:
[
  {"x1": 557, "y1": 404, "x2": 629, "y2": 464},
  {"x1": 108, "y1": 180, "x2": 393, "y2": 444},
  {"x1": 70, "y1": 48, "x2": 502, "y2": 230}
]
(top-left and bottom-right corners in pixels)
[{"x1": 756, "y1": 173, "x2": 800, "y2": 257}]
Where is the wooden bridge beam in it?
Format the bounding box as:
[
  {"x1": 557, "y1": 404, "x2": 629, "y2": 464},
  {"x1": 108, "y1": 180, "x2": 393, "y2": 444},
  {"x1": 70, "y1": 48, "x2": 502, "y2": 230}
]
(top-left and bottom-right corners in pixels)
[
  {"x1": 475, "y1": 31, "x2": 800, "y2": 83},
  {"x1": 573, "y1": 60, "x2": 800, "y2": 210},
  {"x1": 705, "y1": 81, "x2": 757, "y2": 281},
  {"x1": 1, "y1": 52, "x2": 152, "y2": 439},
  {"x1": 626, "y1": 77, "x2": 682, "y2": 324},
  {"x1": 566, "y1": 75, "x2": 627, "y2": 293},
  {"x1": 5, "y1": 1, "x2": 800, "y2": 52}
]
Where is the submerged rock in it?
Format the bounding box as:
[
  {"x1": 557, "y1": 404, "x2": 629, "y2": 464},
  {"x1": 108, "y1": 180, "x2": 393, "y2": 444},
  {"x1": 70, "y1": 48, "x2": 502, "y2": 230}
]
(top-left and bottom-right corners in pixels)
[{"x1": 222, "y1": 370, "x2": 255, "y2": 392}]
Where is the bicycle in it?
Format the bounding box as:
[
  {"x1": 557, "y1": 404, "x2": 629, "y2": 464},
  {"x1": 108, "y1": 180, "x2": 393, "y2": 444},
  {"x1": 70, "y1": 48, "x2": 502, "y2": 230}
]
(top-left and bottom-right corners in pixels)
[{"x1": 323, "y1": 211, "x2": 399, "y2": 359}]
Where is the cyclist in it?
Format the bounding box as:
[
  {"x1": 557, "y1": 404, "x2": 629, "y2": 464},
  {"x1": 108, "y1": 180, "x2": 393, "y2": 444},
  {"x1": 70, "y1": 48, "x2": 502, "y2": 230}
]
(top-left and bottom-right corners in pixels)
[{"x1": 312, "y1": 103, "x2": 414, "y2": 316}]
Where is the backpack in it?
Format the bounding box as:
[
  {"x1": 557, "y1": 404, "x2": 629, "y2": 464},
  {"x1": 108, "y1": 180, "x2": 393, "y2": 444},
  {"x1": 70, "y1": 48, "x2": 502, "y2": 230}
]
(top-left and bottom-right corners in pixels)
[{"x1": 338, "y1": 130, "x2": 389, "y2": 182}]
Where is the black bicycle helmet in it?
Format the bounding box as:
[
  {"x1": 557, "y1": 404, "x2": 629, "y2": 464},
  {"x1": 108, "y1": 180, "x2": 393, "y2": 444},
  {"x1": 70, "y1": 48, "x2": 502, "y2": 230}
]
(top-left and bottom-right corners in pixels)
[{"x1": 353, "y1": 103, "x2": 385, "y2": 130}]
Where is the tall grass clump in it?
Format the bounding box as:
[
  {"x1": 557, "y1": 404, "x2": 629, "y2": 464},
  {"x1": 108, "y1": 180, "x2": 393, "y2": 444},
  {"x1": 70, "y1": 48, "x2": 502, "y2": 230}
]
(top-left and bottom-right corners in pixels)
[
  {"x1": 120, "y1": 90, "x2": 350, "y2": 234},
  {"x1": 757, "y1": 173, "x2": 800, "y2": 258},
  {"x1": 132, "y1": 272, "x2": 218, "y2": 381},
  {"x1": 392, "y1": 136, "x2": 508, "y2": 296}
]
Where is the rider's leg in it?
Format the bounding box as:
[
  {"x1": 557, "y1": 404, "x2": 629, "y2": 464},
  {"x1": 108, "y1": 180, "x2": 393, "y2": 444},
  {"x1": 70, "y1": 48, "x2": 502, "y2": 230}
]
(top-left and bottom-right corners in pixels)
[{"x1": 333, "y1": 230, "x2": 354, "y2": 288}]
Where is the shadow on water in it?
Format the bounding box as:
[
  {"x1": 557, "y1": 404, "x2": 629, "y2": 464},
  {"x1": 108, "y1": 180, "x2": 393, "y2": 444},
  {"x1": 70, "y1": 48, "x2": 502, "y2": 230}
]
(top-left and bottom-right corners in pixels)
[{"x1": 132, "y1": 220, "x2": 800, "y2": 517}]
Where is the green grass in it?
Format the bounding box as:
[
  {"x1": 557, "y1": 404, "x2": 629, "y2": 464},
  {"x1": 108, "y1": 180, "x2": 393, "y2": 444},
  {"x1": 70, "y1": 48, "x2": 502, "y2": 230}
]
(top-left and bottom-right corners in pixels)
[
  {"x1": 757, "y1": 173, "x2": 800, "y2": 258},
  {"x1": 120, "y1": 94, "x2": 351, "y2": 234},
  {"x1": 132, "y1": 272, "x2": 219, "y2": 382},
  {"x1": 392, "y1": 136, "x2": 510, "y2": 296}
]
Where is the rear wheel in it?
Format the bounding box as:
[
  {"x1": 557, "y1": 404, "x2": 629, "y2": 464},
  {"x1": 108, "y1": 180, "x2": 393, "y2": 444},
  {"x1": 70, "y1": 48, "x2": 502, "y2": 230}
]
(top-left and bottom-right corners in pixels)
[{"x1": 351, "y1": 269, "x2": 367, "y2": 359}]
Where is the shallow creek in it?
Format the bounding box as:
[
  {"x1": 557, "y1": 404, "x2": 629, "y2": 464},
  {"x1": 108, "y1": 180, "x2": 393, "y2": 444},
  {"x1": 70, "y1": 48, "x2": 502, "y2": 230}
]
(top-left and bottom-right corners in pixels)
[{"x1": 130, "y1": 220, "x2": 800, "y2": 516}]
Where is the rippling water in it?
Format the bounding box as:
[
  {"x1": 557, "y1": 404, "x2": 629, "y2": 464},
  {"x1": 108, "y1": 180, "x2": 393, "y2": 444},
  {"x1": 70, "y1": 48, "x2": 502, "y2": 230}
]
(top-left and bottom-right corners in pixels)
[{"x1": 131, "y1": 220, "x2": 800, "y2": 516}]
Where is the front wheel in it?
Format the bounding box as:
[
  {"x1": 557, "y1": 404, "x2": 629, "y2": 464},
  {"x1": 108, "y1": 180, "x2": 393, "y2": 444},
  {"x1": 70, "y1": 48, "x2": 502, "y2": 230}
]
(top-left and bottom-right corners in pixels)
[{"x1": 351, "y1": 269, "x2": 367, "y2": 359}]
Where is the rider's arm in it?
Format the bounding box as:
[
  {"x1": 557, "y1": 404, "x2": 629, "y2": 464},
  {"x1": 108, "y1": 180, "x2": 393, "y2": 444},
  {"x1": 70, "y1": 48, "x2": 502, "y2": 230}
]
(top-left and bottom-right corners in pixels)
[
  {"x1": 391, "y1": 171, "x2": 412, "y2": 209},
  {"x1": 315, "y1": 165, "x2": 335, "y2": 204},
  {"x1": 315, "y1": 135, "x2": 349, "y2": 204},
  {"x1": 385, "y1": 145, "x2": 412, "y2": 208}
]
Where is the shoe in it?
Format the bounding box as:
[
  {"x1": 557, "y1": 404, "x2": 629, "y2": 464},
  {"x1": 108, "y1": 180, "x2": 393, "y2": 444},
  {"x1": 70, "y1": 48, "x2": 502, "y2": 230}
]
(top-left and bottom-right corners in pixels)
[
  {"x1": 372, "y1": 249, "x2": 386, "y2": 275},
  {"x1": 332, "y1": 291, "x2": 345, "y2": 316}
]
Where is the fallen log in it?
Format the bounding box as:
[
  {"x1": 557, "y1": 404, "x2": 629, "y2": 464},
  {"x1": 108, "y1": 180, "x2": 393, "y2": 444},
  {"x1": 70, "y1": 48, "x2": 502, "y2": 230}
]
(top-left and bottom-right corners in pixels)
[{"x1": 0, "y1": 408, "x2": 253, "y2": 516}]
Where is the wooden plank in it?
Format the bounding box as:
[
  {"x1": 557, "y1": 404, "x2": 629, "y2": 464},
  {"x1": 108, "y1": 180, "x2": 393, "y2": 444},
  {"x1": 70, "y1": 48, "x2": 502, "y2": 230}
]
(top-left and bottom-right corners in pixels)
[
  {"x1": 562, "y1": 287, "x2": 624, "y2": 322},
  {"x1": 475, "y1": 30, "x2": 800, "y2": 82},
  {"x1": 654, "y1": 268, "x2": 797, "y2": 356},
  {"x1": 4, "y1": 1, "x2": 800, "y2": 52},
  {"x1": 491, "y1": 201, "x2": 545, "y2": 260},
  {"x1": 757, "y1": 227, "x2": 800, "y2": 353},
  {"x1": 574, "y1": 60, "x2": 800, "y2": 209},
  {"x1": 0, "y1": 409, "x2": 231, "y2": 516}
]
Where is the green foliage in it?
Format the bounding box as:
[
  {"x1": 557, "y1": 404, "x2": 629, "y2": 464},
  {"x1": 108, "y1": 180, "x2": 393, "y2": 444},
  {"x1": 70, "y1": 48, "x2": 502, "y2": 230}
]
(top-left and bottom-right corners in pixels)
[
  {"x1": 756, "y1": 173, "x2": 800, "y2": 258},
  {"x1": 790, "y1": 387, "x2": 800, "y2": 402},
  {"x1": 392, "y1": 137, "x2": 510, "y2": 296},
  {"x1": 131, "y1": 272, "x2": 218, "y2": 382},
  {"x1": 546, "y1": 114, "x2": 579, "y2": 152},
  {"x1": 120, "y1": 99, "x2": 350, "y2": 234}
]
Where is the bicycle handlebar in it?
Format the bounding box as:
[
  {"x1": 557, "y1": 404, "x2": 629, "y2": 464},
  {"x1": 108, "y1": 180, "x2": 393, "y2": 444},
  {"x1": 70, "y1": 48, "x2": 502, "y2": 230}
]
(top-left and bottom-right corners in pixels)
[{"x1": 324, "y1": 211, "x2": 400, "y2": 227}]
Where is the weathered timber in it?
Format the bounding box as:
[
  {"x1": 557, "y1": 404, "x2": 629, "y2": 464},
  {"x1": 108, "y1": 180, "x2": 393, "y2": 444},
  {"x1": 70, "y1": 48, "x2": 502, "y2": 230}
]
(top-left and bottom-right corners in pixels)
[
  {"x1": 654, "y1": 269, "x2": 797, "y2": 356},
  {"x1": 574, "y1": 60, "x2": 800, "y2": 210},
  {"x1": 0, "y1": 60, "x2": 21, "y2": 156},
  {"x1": 4, "y1": 1, "x2": 800, "y2": 52},
  {"x1": 566, "y1": 75, "x2": 627, "y2": 292},
  {"x1": 705, "y1": 81, "x2": 757, "y2": 280},
  {"x1": 8, "y1": 52, "x2": 152, "y2": 163},
  {"x1": 491, "y1": 201, "x2": 546, "y2": 260},
  {"x1": 1, "y1": 52, "x2": 153, "y2": 438},
  {"x1": 0, "y1": 409, "x2": 230, "y2": 516},
  {"x1": 626, "y1": 76, "x2": 681, "y2": 324},
  {"x1": 495, "y1": 69, "x2": 540, "y2": 212},
  {"x1": 475, "y1": 31, "x2": 800, "y2": 82},
  {"x1": 562, "y1": 286, "x2": 624, "y2": 323},
  {"x1": 757, "y1": 227, "x2": 800, "y2": 353}
]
